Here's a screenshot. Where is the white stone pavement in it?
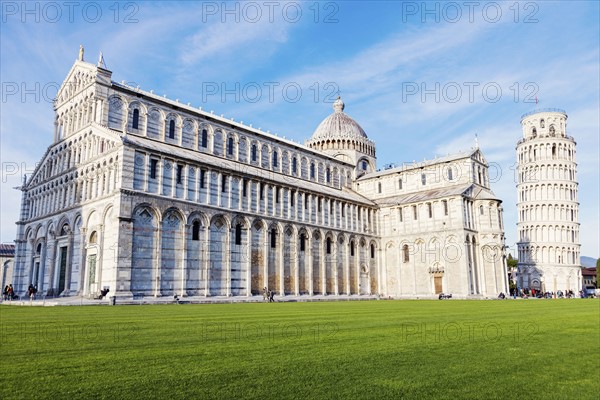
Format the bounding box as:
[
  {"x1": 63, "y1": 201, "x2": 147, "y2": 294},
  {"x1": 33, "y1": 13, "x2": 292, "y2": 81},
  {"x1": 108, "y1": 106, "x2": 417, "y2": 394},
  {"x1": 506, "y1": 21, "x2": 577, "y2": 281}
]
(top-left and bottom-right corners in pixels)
[
  {"x1": 1, "y1": 294, "x2": 389, "y2": 307},
  {"x1": 0, "y1": 293, "x2": 552, "y2": 307}
]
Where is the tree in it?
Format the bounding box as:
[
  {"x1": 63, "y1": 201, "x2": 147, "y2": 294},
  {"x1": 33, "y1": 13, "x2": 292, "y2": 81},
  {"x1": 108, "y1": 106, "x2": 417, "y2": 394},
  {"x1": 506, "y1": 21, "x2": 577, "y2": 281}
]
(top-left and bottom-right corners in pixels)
[{"x1": 507, "y1": 253, "x2": 518, "y2": 269}]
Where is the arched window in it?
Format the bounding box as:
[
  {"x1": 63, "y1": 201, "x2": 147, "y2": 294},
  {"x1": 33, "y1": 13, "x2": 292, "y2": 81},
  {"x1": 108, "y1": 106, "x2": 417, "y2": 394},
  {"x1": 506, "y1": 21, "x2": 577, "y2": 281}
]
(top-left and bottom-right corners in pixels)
[
  {"x1": 326, "y1": 238, "x2": 332, "y2": 254},
  {"x1": 350, "y1": 241, "x2": 355, "y2": 256},
  {"x1": 421, "y1": 173, "x2": 426, "y2": 185},
  {"x1": 428, "y1": 203, "x2": 433, "y2": 218},
  {"x1": 168, "y1": 119, "x2": 175, "y2": 139},
  {"x1": 36, "y1": 243, "x2": 42, "y2": 255},
  {"x1": 549, "y1": 125, "x2": 556, "y2": 136},
  {"x1": 447, "y1": 167, "x2": 453, "y2": 181},
  {"x1": 176, "y1": 165, "x2": 183, "y2": 184},
  {"x1": 378, "y1": 182, "x2": 382, "y2": 193},
  {"x1": 89, "y1": 231, "x2": 97, "y2": 243},
  {"x1": 540, "y1": 119, "x2": 545, "y2": 128},
  {"x1": 201, "y1": 129, "x2": 208, "y2": 148},
  {"x1": 251, "y1": 144, "x2": 257, "y2": 162},
  {"x1": 60, "y1": 224, "x2": 69, "y2": 236},
  {"x1": 192, "y1": 221, "x2": 200, "y2": 241},
  {"x1": 235, "y1": 224, "x2": 242, "y2": 245},
  {"x1": 227, "y1": 137, "x2": 234, "y2": 155},
  {"x1": 443, "y1": 200, "x2": 448, "y2": 216},
  {"x1": 370, "y1": 244, "x2": 375, "y2": 259},
  {"x1": 310, "y1": 163, "x2": 315, "y2": 179},
  {"x1": 531, "y1": 127, "x2": 537, "y2": 137},
  {"x1": 326, "y1": 168, "x2": 331, "y2": 183},
  {"x1": 362, "y1": 160, "x2": 367, "y2": 171},
  {"x1": 403, "y1": 244, "x2": 409, "y2": 262},
  {"x1": 480, "y1": 205, "x2": 484, "y2": 215},
  {"x1": 292, "y1": 157, "x2": 297, "y2": 174},
  {"x1": 398, "y1": 178, "x2": 403, "y2": 189},
  {"x1": 272, "y1": 151, "x2": 278, "y2": 168},
  {"x1": 270, "y1": 228, "x2": 277, "y2": 248},
  {"x1": 300, "y1": 233, "x2": 306, "y2": 252},
  {"x1": 132, "y1": 109, "x2": 139, "y2": 129}
]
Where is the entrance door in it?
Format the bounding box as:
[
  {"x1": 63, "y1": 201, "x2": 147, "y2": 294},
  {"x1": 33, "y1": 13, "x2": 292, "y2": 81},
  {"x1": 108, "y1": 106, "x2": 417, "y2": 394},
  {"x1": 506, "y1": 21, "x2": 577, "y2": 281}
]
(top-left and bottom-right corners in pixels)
[
  {"x1": 434, "y1": 276, "x2": 443, "y2": 294},
  {"x1": 33, "y1": 262, "x2": 40, "y2": 286},
  {"x1": 87, "y1": 255, "x2": 97, "y2": 294},
  {"x1": 58, "y1": 246, "x2": 68, "y2": 294},
  {"x1": 359, "y1": 267, "x2": 369, "y2": 295}
]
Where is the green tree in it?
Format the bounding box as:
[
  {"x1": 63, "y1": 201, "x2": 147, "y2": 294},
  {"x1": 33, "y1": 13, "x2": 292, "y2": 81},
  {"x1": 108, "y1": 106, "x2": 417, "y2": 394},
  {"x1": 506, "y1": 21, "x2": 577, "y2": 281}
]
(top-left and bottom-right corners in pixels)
[{"x1": 507, "y1": 253, "x2": 518, "y2": 269}]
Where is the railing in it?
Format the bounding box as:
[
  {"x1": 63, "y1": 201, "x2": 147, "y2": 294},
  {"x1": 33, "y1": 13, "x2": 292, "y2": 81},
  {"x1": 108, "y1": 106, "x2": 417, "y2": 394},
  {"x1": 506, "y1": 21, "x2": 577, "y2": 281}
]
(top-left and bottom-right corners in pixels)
[
  {"x1": 516, "y1": 134, "x2": 576, "y2": 146},
  {"x1": 520, "y1": 108, "x2": 567, "y2": 120}
]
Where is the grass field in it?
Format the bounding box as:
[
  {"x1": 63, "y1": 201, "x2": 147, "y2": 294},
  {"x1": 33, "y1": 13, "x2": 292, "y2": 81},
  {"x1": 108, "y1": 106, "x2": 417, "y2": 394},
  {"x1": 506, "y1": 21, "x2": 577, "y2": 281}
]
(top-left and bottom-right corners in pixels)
[{"x1": 1, "y1": 299, "x2": 598, "y2": 399}]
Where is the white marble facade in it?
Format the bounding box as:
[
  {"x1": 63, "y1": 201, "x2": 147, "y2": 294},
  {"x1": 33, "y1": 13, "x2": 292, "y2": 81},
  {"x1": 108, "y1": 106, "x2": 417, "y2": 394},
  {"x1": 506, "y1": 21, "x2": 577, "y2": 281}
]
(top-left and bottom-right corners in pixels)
[
  {"x1": 516, "y1": 110, "x2": 581, "y2": 292},
  {"x1": 12, "y1": 53, "x2": 508, "y2": 299}
]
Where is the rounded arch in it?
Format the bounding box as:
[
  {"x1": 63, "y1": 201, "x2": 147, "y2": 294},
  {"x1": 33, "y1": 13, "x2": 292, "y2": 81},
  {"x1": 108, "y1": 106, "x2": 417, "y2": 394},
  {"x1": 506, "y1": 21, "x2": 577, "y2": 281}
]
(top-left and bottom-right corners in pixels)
[
  {"x1": 132, "y1": 203, "x2": 161, "y2": 221},
  {"x1": 85, "y1": 209, "x2": 99, "y2": 230},
  {"x1": 232, "y1": 214, "x2": 251, "y2": 229},
  {"x1": 187, "y1": 211, "x2": 209, "y2": 227},
  {"x1": 209, "y1": 213, "x2": 231, "y2": 231},
  {"x1": 162, "y1": 207, "x2": 186, "y2": 223}
]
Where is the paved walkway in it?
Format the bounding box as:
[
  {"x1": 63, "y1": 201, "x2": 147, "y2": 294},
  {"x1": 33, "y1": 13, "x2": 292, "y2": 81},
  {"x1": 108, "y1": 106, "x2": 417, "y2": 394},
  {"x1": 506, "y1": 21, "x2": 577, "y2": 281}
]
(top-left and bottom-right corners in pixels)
[{"x1": 1, "y1": 293, "x2": 387, "y2": 307}]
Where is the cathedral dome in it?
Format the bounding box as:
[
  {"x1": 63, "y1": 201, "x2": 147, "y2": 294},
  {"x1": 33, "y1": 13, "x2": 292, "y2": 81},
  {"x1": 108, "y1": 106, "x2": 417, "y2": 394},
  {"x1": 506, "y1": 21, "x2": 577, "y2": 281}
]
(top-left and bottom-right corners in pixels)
[{"x1": 310, "y1": 97, "x2": 368, "y2": 141}]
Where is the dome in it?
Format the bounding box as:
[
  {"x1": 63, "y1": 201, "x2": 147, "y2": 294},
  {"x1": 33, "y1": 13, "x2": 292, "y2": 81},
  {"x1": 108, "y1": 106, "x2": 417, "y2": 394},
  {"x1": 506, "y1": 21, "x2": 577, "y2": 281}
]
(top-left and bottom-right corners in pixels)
[{"x1": 310, "y1": 97, "x2": 368, "y2": 142}]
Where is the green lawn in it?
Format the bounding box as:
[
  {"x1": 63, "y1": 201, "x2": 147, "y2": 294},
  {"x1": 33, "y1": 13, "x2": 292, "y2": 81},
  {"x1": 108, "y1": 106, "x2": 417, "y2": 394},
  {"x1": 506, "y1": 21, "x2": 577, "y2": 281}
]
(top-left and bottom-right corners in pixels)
[{"x1": 1, "y1": 299, "x2": 598, "y2": 399}]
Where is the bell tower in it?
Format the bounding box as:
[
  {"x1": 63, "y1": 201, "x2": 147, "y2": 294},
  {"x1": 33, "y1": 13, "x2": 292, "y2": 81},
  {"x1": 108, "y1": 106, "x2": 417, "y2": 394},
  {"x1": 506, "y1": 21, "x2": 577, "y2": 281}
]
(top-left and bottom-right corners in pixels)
[{"x1": 516, "y1": 108, "x2": 581, "y2": 293}]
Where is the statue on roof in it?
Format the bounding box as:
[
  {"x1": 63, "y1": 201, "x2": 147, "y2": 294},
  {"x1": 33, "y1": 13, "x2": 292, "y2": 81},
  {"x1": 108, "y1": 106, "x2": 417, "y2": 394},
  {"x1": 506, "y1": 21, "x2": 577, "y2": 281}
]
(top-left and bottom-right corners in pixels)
[
  {"x1": 79, "y1": 45, "x2": 84, "y2": 61},
  {"x1": 98, "y1": 51, "x2": 106, "y2": 68}
]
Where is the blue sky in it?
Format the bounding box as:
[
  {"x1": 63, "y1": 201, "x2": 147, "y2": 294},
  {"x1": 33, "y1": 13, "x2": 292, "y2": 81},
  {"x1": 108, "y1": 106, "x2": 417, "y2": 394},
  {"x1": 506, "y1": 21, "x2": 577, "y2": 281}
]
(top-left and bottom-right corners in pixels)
[{"x1": 1, "y1": 1, "x2": 598, "y2": 258}]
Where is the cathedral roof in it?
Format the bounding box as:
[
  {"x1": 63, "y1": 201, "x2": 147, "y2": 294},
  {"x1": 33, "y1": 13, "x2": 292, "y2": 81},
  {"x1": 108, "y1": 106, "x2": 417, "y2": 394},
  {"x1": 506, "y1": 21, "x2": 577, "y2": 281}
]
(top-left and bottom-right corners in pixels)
[
  {"x1": 357, "y1": 149, "x2": 483, "y2": 180},
  {"x1": 373, "y1": 184, "x2": 472, "y2": 206},
  {"x1": 309, "y1": 97, "x2": 368, "y2": 142},
  {"x1": 373, "y1": 183, "x2": 502, "y2": 206},
  {"x1": 122, "y1": 134, "x2": 376, "y2": 206},
  {"x1": 0, "y1": 244, "x2": 15, "y2": 257}
]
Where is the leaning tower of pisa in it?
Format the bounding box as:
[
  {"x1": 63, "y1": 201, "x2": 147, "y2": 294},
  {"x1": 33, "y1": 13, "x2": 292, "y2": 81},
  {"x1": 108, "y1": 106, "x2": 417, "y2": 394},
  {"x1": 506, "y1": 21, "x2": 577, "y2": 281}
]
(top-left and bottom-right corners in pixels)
[{"x1": 516, "y1": 109, "x2": 581, "y2": 293}]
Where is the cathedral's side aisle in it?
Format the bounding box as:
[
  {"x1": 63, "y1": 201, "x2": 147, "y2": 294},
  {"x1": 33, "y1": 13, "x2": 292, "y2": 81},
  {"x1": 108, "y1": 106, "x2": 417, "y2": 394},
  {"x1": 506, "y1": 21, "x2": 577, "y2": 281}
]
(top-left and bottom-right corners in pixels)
[{"x1": 12, "y1": 52, "x2": 510, "y2": 299}]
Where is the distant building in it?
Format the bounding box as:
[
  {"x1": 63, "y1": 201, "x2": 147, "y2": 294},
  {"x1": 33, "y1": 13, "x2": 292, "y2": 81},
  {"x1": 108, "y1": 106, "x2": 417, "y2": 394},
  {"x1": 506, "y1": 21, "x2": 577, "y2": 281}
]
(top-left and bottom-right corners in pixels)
[
  {"x1": 11, "y1": 49, "x2": 508, "y2": 300},
  {"x1": 516, "y1": 109, "x2": 581, "y2": 292},
  {"x1": 582, "y1": 267, "x2": 597, "y2": 289},
  {"x1": 0, "y1": 243, "x2": 15, "y2": 290}
]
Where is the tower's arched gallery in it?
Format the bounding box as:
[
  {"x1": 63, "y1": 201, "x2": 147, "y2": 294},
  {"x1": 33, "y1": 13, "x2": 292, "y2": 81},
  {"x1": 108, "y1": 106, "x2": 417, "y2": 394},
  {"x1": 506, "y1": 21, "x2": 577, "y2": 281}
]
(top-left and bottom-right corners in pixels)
[{"x1": 12, "y1": 53, "x2": 510, "y2": 299}]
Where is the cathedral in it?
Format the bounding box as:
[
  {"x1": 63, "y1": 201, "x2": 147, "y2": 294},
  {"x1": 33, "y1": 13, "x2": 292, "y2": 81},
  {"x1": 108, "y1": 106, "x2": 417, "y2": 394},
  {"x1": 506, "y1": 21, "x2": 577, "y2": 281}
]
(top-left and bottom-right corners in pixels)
[{"x1": 11, "y1": 50, "x2": 509, "y2": 300}]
